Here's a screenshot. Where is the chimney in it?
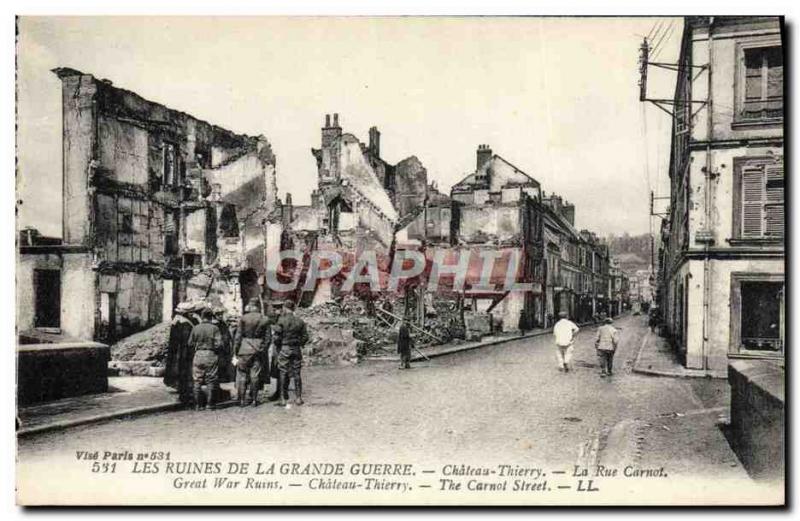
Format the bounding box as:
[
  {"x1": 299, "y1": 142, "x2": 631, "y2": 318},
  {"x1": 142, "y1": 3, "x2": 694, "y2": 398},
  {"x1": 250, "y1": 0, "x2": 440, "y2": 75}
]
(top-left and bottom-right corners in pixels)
[
  {"x1": 477, "y1": 144, "x2": 492, "y2": 171},
  {"x1": 562, "y1": 202, "x2": 575, "y2": 226},
  {"x1": 321, "y1": 113, "x2": 342, "y2": 148},
  {"x1": 369, "y1": 126, "x2": 381, "y2": 157},
  {"x1": 549, "y1": 195, "x2": 562, "y2": 213},
  {"x1": 285, "y1": 192, "x2": 294, "y2": 225}
]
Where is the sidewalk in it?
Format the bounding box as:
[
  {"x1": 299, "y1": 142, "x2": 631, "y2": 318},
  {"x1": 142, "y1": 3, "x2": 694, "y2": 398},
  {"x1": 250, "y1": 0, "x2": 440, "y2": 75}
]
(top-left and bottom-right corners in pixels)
[
  {"x1": 589, "y1": 406, "x2": 762, "y2": 484},
  {"x1": 367, "y1": 320, "x2": 604, "y2": 362},
  {"x1": 633, "y1": 329, "x2": 726, "y2": 379},
  {"x1": 17, "y1": 377, "x2": 237, "y2": 438},
  {"x1": 366, "y1": 326, "x2": 553, "y2": 362}
]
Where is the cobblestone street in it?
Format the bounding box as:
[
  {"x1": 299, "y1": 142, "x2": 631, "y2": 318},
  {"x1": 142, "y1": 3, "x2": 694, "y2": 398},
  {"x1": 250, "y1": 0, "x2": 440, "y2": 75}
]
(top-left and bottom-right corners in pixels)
[
  {"x1": 20, "y1": 314, "x2": 786, "y2": 505},
  {"x1": 19, "y1": 316, "x2": 737, "y2": 473}
]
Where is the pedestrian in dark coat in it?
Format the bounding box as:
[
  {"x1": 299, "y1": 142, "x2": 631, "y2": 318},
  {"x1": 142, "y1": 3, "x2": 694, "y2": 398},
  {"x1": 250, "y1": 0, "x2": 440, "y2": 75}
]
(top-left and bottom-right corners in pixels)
[
  {"x1": 163, "y1": 301, "x2": 196, "y2": 405},
  {"x1": 189, "y1": 308, "x2": 223, "y2": 410},
  {"x1": 234, "y1": 299, "x2": 271, "y2": 407},
  {"x1": 397, "y1": 317, "x2": 413, "y2": 369},
  {"x1": 274, "y1": 301, "x2": 309, "y2": 406},
  {"x1": 212, "y1": 306, "x2": 234, "y2": 384}
]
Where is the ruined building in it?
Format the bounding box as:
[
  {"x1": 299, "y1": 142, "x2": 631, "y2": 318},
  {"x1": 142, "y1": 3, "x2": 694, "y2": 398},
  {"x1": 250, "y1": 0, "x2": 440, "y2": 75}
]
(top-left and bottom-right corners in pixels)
[
  {"x1": 18, "y1": 68, "x2": 278, "y2": 342},
  {"x1": 447, "y1": 145, "x2": 545, "y2": 331},
  {"x1": 278, "y1": 114, "x2": 439, "y2": 305}
]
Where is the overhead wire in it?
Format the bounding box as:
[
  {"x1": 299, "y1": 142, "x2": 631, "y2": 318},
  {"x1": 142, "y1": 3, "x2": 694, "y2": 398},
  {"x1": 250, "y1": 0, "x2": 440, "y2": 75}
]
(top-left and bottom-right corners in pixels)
[
  {"x1": 648, "y1": 20, "x2": 664, "y2": 45},
  {"x1": 651, "y1": 20, "x2": 675, "y2": 59},
  {"x1": 653, "y1": 22, "x2": 676, "y2": 61}
]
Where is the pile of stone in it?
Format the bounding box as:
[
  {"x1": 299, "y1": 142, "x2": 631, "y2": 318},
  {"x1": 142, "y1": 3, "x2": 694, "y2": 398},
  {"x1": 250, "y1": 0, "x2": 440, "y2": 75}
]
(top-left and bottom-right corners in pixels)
[
  {"x1": 296, "y1": 297, "x2": 371, "y2": 366},
  {"x1": 108, "y1": 321, "x2": 171, "y2": 376},
  {"x1": 295, "y1": 294, "x2": 467, "y2": 364},
  {"x1": 110, "y1": 322, "x2": 171, "y2": 364}
]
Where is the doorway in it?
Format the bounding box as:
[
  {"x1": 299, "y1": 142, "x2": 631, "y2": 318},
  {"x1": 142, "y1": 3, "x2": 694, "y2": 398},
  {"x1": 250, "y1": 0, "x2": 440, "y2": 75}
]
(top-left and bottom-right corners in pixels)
[{"x1": 33, "y1": 269, "x2": 61, "y2": 329}]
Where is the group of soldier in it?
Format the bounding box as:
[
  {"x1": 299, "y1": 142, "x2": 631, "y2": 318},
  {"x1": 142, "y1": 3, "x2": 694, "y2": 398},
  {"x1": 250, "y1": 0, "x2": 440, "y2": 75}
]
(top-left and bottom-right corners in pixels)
[{"x1": 163, "y1": 297, "x2": 309, "y2": 410}]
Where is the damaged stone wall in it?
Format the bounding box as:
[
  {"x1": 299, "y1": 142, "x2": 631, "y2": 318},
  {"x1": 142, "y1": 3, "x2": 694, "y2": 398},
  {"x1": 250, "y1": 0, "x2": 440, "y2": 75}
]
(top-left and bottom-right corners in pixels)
[
  {"x1": 93, "y1": 194, "x2": 167, "y2": 264},
  {"x1": 393, "y1": 155, "x2": 427, "y2": 217},
  {"x1": 52, "y1": 67, "x2": 278, "y2": 342},
  {"x1": 444, "y1": 146, "x2": 549, "y2": 331},
  {"x1": 452, "y1": 151, "x2": 542, "y2": 200},
  {"x1": 58, "y1": 73, "x2": 97, "y2": 246},
  {"x1": 458, "y1": 204, "x2": 523, "y2": 245}
]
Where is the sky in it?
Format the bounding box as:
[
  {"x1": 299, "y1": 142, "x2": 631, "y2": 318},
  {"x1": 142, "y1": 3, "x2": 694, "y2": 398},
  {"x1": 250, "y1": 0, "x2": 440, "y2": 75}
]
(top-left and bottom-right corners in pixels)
[{"x1": 16, "y1": 16, "x2": 680, "y2": 239}]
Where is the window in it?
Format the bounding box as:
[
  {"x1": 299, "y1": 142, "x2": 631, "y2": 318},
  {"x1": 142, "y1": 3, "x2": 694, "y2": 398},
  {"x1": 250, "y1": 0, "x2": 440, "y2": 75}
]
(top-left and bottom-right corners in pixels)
[
  {"x1": 737, "y1": 44, "x2": 783, "y2": 123},
  {"x1": 730, "y1": 273, "x2": 784, "y2": 356},
  {"x1": 163, "y1": 143, "x2": 176, "y2": 187},
  {"x1": 164, "y1": 211, "x2": 179, "y2": 256},
  {"x1": 735, "y1": 159, "x2": 784, "y2": 239},
  {"x1": 183, "y1": 252, "x2": 202, "y2": 269}
]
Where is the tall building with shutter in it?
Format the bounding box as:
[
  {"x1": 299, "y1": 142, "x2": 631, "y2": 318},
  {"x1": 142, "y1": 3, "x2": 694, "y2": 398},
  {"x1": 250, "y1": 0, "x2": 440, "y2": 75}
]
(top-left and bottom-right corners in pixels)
[{"x1": 658, "y1": 17, "x2": 784, "y2": 375}]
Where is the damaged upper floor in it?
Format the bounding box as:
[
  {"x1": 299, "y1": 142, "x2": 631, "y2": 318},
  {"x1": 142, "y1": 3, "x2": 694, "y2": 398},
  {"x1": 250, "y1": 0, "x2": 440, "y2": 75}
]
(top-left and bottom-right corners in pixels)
[{"x1": 52, "y1": 67, "x2": 280, "y2": 273}]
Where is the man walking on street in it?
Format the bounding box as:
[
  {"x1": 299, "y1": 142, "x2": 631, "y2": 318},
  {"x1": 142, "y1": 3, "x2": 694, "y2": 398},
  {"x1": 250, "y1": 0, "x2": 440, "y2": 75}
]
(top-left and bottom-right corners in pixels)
[
  {"x1": 234, "y1": 298, "x2": 271, "y2": 407},
  {"x1": 274, "y1": 301, "x2": 309, "y2": 406},
  {"x1": 188, "y1": 307, "x2": 223, "y2": 411},
  {"x1": 397, "y1": 316, "x2": 413, "y2": 369},
  {"x1": 552, "y1": 310, "x2": 579, "y2": 373},
  {"x1": 595, "y1": 317, "x2": 620, "y2": 378}
]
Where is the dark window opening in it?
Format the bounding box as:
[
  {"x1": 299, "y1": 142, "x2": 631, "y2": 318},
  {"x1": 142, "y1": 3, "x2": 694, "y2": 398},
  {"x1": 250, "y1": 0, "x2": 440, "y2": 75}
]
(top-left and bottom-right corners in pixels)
[
  {"x1": 120, "y1": 213, "x2": 134, "y2": 234},
  {"x1": 183, "y1": 252, "x2": 202, "y2": 269},
  {"x1": 163, "y1": 142, "x2": 176, "y2": 187},
  {"x1": 219, "y1": 204, "x2": 240, "y2": 238},
  {"x1": 34, "y1": 269, "x2": 61, "y2": 329},
  {"x1": 740, "y1": 281, "x2": 784, "y2": 351},
  {"x1": 164, "y1": 210, "x2": 179, "y2": 256}
]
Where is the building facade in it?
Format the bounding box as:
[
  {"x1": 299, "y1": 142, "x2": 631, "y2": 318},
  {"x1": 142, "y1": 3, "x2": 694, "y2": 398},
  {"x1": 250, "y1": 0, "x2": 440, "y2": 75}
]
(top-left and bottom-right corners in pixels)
[
  {"x1": 18, "y1": 68, "x2": 278, "y2": 342},
  {"x1": 658, "y1": 17, "x2": 784, "y2": 374},
  {"x1": 449, "y1": 146, "x2": 545, "y2": 331}
]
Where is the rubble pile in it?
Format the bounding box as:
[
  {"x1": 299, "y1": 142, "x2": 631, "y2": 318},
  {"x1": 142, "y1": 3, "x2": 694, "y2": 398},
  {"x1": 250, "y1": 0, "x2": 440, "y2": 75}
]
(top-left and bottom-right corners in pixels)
[
  {"x1": 296, "y1": 297, "x2": 379, "y2": 366},
  {"x1": 109, "y1": 321, "x2": 171, "y2": 365},
  {"x1": 423, "y1": 299, "x2": 466, "y2": 344},
  {"x1": 108, "y1": 294, "x2": 469, "y2": 371},
  {"x1": 296, "y1": 294, "x2": 467, "y2": 364}
]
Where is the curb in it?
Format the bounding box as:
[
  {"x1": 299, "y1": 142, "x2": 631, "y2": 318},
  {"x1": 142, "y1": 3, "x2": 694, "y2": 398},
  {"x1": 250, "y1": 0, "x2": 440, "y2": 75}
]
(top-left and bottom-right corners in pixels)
[
  {"x1": 366, "y1": 329, "x2": 553, "y2": 363},
  {"x1": 17, "y1": 401, "x2": 183, "y2": 438},
  {"x1": 631, "y1": 330, "x2": 726, "y2": 379},
  {"x1": 17, "y1": 396, "x2": 251, "y2": 438},
  {"x1": 367, "y1": 321, "x2": 600, "y2": 362}
]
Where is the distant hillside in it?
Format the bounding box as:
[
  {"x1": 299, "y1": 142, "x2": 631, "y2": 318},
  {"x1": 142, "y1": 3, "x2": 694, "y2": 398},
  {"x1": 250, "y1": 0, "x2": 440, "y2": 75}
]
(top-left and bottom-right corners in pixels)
[{"x1": 607, "y1": 233, "x2": 653, "y2": 274}]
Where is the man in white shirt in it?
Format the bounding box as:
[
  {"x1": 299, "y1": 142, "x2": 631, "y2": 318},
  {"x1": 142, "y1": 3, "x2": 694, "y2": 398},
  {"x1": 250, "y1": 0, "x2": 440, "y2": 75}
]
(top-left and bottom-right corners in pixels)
[{"x1": 552, "y1": 311, "x2": 579, "y2": 373}]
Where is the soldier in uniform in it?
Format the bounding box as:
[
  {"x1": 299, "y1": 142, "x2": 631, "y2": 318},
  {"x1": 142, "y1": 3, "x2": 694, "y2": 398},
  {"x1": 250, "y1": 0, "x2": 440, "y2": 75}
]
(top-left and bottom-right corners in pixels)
[
  {"x1": 163, "y1": 301, "x2": 196, "y2": 405},
  {"x1": 266, "y1": 303, "x2": 282, "y2": 402},
  {"x1": 212, "y1": 305, "x2": 234, "y2": 386},
  {"x1": 273, "y1": 301, "x2": 309, "y2": 406},
  {"x1": 397, "y1": 316, "x2": 413, "y2": 369},
  {"x1": 188, "y1": 307, "x2": 223, "y2": 410},
  {"x1": 234, "y1": 298, "x2": 271, "y2": 407}
]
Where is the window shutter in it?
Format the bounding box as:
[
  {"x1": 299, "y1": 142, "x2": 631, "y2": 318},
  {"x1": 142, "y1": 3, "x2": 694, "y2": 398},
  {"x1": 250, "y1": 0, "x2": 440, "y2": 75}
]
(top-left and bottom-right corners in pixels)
[
  {"x1": 744, "y1": 50, "x2": 765, "y2": 114},
  {"x1": 765, "y1": 163, "x2": 784, "y2": 237},
  {"x1": 741, "y1": 165, "x2": 764, "y2": 238},
  {"x1": 766, "y1": 48, "x2": 783, "y2": 113}
]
